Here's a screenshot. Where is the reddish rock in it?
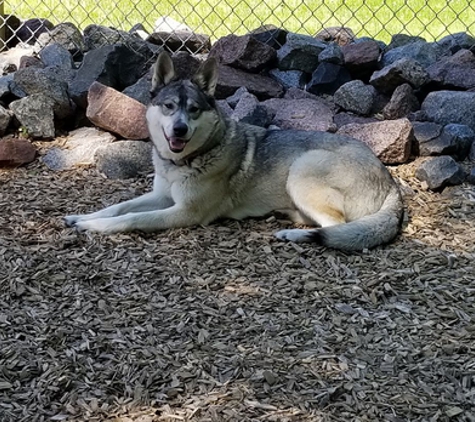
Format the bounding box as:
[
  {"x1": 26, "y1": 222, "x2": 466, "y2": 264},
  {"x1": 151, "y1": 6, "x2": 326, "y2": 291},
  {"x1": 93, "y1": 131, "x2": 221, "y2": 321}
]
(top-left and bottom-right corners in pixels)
[
  {"x1": 0, "y1": 137, "x2": 37, "y2": 167},
  {"x1": 337, "y1": 118, "x2": 413, "y2": 164},
  {"x1": 315, "y1": 27, "x2": 355, "y2": 46},
  {"x1": 86, "y1": 82, "x2": 149, "y2": 140}
]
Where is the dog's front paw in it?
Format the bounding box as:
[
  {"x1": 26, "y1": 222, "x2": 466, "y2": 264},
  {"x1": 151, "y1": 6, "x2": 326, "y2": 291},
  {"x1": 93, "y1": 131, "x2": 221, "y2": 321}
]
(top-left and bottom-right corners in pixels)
[
  {"x1": 73, "y1": 217, "x2": 127, "y2": 234},
  {"x1": 275, "y1": 228, "x2": 312, "y2": 243},
  {"x1": 64, "y1": 214, "x2": 84, "y2": 227}
]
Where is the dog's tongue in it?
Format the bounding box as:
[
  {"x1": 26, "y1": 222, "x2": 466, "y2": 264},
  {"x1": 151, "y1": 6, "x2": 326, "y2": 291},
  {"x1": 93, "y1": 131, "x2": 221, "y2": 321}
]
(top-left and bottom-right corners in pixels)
[{"x1": 169, "y1": 137, "x2": 187, "y2": 152}]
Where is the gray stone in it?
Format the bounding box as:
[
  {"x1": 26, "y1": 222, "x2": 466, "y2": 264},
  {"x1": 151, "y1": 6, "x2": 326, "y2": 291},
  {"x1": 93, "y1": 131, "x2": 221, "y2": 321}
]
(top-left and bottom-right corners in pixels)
[
  {"x1": 216, "y1": 100, "x2": 233, "y2": 116},
  {"x1": 262, "y1": 98, "x2": 334, "y2": 132},
  {"x1": 35, "y1": 22, "x2": 85, "y2": 56},
  {"x1": 385, "y1": 34, "x2": 426, "y2": 51},
  {"x1": 269, "y1": 69, "x2": 306, "y2": 89},
  {"x1": 283, "y1": 87, "x2": 323, "y2": 101},
  {"x1": 226, "y1": 87, "x2": 249, "y2": 108},
  {"x1": 122, "y1": 73, "x2": 152, "y2": 105},
  {"x1": 426, "y1": 49, "x2": 475, "y2": 90},
  {"x1": 337, "y1": 118, "x2": 413, "y2": 164},
  {"x1": 249, "y1": 25, "x2": 288, "y2": 49},
  {"x1": 421, "y1": 91, "x2": 475, "y2": 132},
  {"x1": 69, "y1": 44, "x2": 154, "y2": 108},
  {"x1": 147, "y1": 31, "x2": 211, "y2": 54},
  {"x1": 382, "y1": 83, "x2": 420, "y2": 120},
  {"x1": 84, "y1": 24, "x2": 134, "y2": 50},
  {"x1": 13, "y1": 66, "x2": 75, "y2": 119},
  {"x1": 85, "y1": 24, "x2": 161, "y2": 56},
  {"x1": 277, "y1": 33, "x2": 327, "y2": 73},
  {"x1": 0, "y1": 74, "x2": 14, "y2": 99},
  {"x1": 413, "y1": 121, "x2": 443, "y2": 143},
  {"x1": 381, "y1": 40, "x2": 446, "y2": 68},
  {"x1": 318, "y1": 44, "x2": 344, "y2": 65},
  {"x1": 10, "y1": 94, "x2": 55, "y2": 139},
  {"x1": 370, "y1": 57, "x2": 430, "y2": 94},
  {"x1": 231, "y1": 93, "x2": 271, "y2": 127},
  {"x1": 41, "y1": 127, "x2": 116, "y2": 170},
  {"x1": 333, "y1": 113, "x2": 379, "y2": 129},
  {"x1": 334, "y1": 80, "x2": 376, "y2": 115},
  {"x1": 440, "y1": 124, "x2": 475, "y2": 160},
  {"x1": 95, "y1": 140, "x2": 153, "y2": 179},
  {"x1": 415, "y1": 122, "x2": 465, "y2": 157},
  {"x1": 437, "y1": 32, "x2": 475, "y2": 53},
  {"x1": 415, "y1": 156, "x2": 466, "y2": 190},
  {"x1": 39, "y1": 43, "x2": 74, "y2": 70},
  {"x1": 341, "y1": 40, "x2": 381, "y2": 79},
  {"x1": 215, "y1": 65, "x2": 283, "y2": 100},
  {"x1": 308, "y1": 62, "x2": 352, "y2": 95},
  {"x1": 209, "y1": 34, "x2": 276, "y2": 73},
  {"x1": 0, "y1": 106, "x2": 13, "y2": 136},
  {"x1": 167, "y1": 52, "x2": 202, "y2": 80}
]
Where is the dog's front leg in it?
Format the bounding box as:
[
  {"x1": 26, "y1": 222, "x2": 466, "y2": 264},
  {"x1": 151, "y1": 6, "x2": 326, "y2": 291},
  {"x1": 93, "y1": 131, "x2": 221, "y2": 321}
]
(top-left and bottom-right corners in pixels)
[
  {"x1": 64, "y1": 191, "x2": 173, "y2": 227},
  {"x1": 72, "y1": 204, "x2": 207, "y2": 234}
]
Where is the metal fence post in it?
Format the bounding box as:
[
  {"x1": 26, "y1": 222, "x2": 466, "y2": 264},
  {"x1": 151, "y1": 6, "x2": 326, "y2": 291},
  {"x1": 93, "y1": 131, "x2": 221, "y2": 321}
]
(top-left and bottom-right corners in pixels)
[{"x1": 0, "y1": 1, "x2": 5, "y2": 51}]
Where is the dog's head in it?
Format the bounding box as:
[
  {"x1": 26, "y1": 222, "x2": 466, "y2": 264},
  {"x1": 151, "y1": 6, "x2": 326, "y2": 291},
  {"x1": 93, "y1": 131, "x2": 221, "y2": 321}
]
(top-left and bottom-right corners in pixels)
[{"x1": 146, "y1": 52, "x2": 220, "y2": 160}]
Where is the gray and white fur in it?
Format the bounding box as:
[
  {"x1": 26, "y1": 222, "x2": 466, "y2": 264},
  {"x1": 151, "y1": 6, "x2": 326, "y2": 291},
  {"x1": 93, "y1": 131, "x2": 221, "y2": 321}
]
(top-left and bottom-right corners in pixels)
[{"x1": 65, "y1": 52, "x2": 403, "y2": 251}]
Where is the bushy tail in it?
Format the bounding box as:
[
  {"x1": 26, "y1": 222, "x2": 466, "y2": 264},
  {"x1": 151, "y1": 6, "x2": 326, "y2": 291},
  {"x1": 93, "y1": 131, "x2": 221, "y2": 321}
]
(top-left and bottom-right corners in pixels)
[{"x1": 311, "y1": 184, "x2": 404, "y2": 251}]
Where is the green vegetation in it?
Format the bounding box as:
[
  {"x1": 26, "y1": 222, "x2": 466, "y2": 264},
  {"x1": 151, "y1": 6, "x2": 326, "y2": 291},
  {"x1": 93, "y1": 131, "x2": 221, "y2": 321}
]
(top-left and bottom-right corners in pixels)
[{"x1": 5, "y1": 0, "x2": 475, "y2": 42}]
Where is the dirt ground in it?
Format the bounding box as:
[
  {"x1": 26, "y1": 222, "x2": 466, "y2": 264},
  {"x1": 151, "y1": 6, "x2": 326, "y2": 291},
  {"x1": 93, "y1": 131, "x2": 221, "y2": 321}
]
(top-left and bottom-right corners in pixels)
[{"x1": 1, "y1": 146, "x2": 474, "y2": 422}]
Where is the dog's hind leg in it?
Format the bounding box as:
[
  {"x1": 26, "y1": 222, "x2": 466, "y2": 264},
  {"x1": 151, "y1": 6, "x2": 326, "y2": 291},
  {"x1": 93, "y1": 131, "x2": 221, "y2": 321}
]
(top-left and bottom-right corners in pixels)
[
  {"x1": 275, "y1": 153, "x2": 347, "y2": 243},
  {"x1": 275, "y1": 183, "x2": 346, "y2": 242}
]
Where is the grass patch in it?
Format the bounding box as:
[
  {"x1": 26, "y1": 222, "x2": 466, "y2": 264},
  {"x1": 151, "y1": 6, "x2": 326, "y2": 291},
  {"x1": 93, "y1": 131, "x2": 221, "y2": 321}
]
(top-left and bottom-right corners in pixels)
[{"x1": 5, "y1": 0, "x2": 475, "y2": 43}]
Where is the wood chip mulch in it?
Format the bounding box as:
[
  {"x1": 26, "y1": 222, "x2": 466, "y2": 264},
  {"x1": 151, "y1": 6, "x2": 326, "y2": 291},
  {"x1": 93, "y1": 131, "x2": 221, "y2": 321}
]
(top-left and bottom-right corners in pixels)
[{"x1": 1, "y1": 146, "x2": 474, "y2": 422}]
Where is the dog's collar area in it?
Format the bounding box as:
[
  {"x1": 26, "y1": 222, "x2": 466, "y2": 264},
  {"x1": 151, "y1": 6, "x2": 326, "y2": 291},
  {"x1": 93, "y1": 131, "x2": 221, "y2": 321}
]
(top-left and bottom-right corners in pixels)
[{"x1": 155, "y1": 142, "x2": 214, "y2": 167}]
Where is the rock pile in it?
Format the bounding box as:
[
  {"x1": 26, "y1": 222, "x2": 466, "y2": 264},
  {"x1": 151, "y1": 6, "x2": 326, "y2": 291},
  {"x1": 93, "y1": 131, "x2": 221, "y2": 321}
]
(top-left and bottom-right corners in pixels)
[{"x1": 0, "y1": 18, "x2": 474, "y2": 189}]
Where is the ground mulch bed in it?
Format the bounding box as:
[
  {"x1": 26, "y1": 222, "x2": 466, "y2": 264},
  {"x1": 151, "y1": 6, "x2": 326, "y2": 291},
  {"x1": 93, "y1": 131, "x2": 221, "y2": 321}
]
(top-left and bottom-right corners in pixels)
[{"x1": 1, "y1": 145, "x2": 474, "y2": 422}]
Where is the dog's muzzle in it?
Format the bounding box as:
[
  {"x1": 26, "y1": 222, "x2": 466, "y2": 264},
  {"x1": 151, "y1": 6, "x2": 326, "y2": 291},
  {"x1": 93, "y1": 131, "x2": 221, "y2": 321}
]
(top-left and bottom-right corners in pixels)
[{"x1": 163, "y1": 128, "x2": 189, "y2": 153}]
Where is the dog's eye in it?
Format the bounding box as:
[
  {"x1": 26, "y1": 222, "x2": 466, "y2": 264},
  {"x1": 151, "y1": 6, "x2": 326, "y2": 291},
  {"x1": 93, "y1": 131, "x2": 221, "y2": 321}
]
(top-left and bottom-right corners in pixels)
[
  {"x1": 163, "y1": 102, "x2": 174, "y2": 110},
  {"x1": 189, "y1": 106, "x2": 200, "y2": 113}
]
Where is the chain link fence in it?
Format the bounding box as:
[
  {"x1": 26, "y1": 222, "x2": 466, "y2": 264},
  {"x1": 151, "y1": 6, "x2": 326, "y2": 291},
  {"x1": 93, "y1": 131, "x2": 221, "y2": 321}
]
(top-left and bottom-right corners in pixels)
[{"x1": 0, "y1": 0, "x2": 474, "y2": 54}]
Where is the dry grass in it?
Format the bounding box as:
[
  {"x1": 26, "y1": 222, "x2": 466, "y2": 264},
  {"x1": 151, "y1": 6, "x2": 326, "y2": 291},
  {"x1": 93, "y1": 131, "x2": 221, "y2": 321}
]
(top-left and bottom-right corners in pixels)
[{"x1": 1, "y1": 143, "x2": 474, "y2": 422}]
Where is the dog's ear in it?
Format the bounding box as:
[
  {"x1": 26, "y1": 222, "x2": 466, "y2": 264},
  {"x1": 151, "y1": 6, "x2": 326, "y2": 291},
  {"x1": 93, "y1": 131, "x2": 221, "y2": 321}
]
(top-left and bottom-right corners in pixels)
[
  {"x1": 192, "y1": 57, "x2": 218, "y2": 97},
  {"x1": 151, "y1": 52, "x2": 175, "y2": 93}
]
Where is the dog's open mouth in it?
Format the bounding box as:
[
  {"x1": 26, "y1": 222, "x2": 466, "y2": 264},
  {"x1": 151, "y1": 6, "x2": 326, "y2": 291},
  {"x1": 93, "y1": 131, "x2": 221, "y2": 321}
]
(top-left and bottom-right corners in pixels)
[
  {"x1": 163, "y1": 132, "x2": 187, "y2": 153},
  {"x1": 168, "y1": 137, "x2": 187, "y2": 153},
  {"x1": 163, "y1": 129, "x2": 192, "y2": 153}
]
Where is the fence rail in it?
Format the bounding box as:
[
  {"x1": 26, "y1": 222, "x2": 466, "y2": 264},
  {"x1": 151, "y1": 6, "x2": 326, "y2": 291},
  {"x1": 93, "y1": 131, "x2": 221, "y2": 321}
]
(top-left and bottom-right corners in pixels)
[{"x1": 0, "y1": 0, "x2": 474, "y2": 53}]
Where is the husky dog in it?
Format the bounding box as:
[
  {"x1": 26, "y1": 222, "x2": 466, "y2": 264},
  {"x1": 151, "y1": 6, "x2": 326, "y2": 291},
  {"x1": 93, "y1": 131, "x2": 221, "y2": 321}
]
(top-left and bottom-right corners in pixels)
[{"x1": 65, "y1": 52, "x2": 403, "y2": 251}]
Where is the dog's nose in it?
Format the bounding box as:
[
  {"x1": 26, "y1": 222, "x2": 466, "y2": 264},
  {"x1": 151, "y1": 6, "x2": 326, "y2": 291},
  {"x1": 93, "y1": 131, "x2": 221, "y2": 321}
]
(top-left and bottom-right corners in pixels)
[{"x1": 173, "y1": 123, "x2": 188, "y2": 138}]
